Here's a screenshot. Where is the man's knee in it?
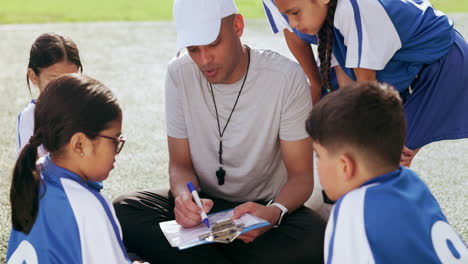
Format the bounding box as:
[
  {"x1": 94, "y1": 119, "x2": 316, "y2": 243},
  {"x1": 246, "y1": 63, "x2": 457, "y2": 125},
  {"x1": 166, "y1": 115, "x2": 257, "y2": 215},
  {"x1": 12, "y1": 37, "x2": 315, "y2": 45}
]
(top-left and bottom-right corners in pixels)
[{"x1": 278, "y1": 207, "x2": 326, "y2": 260}]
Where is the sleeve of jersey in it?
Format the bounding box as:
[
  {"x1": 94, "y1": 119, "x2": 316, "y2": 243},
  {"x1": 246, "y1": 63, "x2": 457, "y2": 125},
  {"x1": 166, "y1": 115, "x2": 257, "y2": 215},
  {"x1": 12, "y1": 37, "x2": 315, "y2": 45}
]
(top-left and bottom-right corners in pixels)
[
  {"x1": 62, "y1": 179, "x2": 130, "y2": 264},
  {"x1": 262, "y1": 0, "x2": 292, "y2": 34},
  {"x1": 165, "y1": 66, "x2": 188, "y2": 138},
  {"x1": 16, "y1": 107, "x2": 34, "y2": 155},
  {"x1": 334, "y1": 0, "x2": 402, "y2": 70},
  {"x1": 324, "y1": 187, "x2": 375, "y2": 264},
  {"x1": 279, "y1": 66, "x2": 312, "y2": 141}
]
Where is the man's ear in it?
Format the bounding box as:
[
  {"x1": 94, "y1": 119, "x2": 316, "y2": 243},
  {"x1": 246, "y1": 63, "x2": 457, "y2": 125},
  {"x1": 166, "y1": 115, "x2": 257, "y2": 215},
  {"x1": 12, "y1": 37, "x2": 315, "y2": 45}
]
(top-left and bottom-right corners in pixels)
[
  {"x1": 233, "y1": 14, "x2": 244, "y2": 38},
  {"x1": 27, "y1": 68, "x2": 39, "y2": 87},
  {"x1": 340, "y1": 153, "x2": 356, "y2": 181},
  {"x1": 69, "y1": 132, "x2": 89, "y2": 158}
]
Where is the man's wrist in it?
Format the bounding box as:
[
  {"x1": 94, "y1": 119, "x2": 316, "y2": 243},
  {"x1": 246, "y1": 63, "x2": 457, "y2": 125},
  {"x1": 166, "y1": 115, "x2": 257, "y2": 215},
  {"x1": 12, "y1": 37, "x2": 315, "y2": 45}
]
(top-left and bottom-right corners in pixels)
[
  {"x1": 268, "y1": 205, "x2": 282, "y2": 225},
  {"x1": 268, "y1": 202, "x2": 288, "y2": 227}
]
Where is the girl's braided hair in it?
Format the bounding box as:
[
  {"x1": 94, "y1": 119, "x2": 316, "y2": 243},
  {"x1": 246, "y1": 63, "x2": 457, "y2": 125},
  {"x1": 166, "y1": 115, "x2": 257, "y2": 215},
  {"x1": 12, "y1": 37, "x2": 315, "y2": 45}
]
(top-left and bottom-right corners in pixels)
[{"x1": 317, "y1": 0, "x2": 338, "y2": 92}]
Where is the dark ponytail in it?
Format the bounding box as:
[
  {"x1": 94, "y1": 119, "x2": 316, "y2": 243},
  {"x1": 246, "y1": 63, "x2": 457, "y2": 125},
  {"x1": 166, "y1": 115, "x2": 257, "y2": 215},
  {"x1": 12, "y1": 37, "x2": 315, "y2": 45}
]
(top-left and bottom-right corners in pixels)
[
  {"x1": 318, "y1": 0, "x2": 338, "y2": 92},
  {"x1": 11, "y1": 74, "x2": 121, "y2": 234},
  {"x1": 27, "y1": 33, "x2": 83, "y2": 96},
  {"x1": 10, "y1": 136, "x2": 42, "y2": 233}
]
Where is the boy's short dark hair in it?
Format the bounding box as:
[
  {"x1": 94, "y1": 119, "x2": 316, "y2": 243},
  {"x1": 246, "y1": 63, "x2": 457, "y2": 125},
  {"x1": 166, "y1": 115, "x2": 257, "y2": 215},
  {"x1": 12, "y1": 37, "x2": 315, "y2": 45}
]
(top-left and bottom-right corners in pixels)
[{"x1": 306, "y1": 81, "x2": 406, "y2": 167}]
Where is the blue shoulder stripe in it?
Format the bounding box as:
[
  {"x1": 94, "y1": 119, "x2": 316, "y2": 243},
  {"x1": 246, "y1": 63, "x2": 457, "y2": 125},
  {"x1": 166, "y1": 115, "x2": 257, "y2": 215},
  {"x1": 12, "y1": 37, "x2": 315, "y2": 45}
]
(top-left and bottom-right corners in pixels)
[
  {"x1": 350, "y1": 0, "x2": 363, "y2": 67},
  {"x1": 326, "y1": 197, "x2": 344, "y2": 264},
  {"x1": 89, "y1": 190, "x2": 129, "y2": 260},
  {"x1": 17, "y1": 112, "x2": 22, "y2": 149},
  {"x1": 263, "y1": 1, "x2": 279, "y2": 33}
]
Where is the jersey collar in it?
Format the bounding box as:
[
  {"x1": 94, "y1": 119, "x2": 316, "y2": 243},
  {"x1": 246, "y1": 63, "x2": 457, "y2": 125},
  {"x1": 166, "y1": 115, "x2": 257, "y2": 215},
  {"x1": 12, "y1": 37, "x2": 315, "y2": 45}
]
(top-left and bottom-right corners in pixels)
[
  {"x1": 361, "y1": 166, "x2": 405, "y2": 187},
  {"x1": 40, "y1": 155, "x2": 94, "y2": 190}
]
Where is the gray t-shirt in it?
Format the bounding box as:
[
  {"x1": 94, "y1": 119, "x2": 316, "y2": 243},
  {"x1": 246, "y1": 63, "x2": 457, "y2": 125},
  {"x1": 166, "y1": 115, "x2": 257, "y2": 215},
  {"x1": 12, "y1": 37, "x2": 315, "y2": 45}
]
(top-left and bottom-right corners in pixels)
[{"x1": 165, "y1": 48, "x2": 312, "y2": 202}]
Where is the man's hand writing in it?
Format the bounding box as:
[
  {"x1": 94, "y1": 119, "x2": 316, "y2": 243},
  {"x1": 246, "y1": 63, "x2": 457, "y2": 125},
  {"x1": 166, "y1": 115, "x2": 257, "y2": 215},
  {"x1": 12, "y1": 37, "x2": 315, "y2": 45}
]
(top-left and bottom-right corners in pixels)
[{"x1": 174, "y1": 192, "x2": 213, "y2": 228}]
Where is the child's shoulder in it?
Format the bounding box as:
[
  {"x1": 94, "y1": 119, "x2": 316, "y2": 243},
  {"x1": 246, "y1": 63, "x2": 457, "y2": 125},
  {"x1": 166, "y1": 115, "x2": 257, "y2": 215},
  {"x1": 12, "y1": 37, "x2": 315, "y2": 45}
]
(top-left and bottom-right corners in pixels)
[
  {"x1": 18, "y1": 99, "x2": 36, "y2": 116},
  {"x1": 363, "y1": 167, "x2": 435, "y2": 209},
  {"x1": 336, "y1": 167, "x2": 445, "y2": 235},
  {"x1": 359, "y1": 168, "x2": 439, "y2": 219},
  {"x1": 331, "y1": 168, "x2": 452, "y2": 262}
]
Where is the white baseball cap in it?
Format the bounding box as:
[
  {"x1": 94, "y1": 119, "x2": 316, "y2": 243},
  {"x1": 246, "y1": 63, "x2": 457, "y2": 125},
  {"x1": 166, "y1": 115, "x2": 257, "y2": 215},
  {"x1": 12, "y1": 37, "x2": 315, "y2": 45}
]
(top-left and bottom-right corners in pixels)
[{"x1": 173, "y1": 0, "x2": 238, "y2": 52}]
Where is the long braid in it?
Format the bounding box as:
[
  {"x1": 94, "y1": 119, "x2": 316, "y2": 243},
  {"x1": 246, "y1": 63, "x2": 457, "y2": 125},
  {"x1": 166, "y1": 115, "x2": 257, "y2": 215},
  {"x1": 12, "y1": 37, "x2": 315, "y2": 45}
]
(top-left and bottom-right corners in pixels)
[{"x1": 318, "y1": 0, "x2": 338, "y2": 92}]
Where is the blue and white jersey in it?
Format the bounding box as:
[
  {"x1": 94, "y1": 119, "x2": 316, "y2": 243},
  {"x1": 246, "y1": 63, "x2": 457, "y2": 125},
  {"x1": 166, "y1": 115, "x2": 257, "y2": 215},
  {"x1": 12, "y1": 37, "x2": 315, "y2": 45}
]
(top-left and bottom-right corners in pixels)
[
  {"x1": 324, "y1": 167, "x2": 468, "y2": 263},
  {"x1": 263, "y1": 0, "x2": 468, "y2": 149},
  {"x1": 16, "y1": 100, "x2": 47, "y2": 157},
  {"x1": 6, "y1": 156, "x2": 130, "y2": 264},
  {"x1": 262, "y1": 0, "x2": 318, "y2": 44},
  {"x1": 331, "y1": 0, "x2": 454, "y2": 92},
  {"x1": 263, "y1": 0, "x2": 455, "y2": 92}
]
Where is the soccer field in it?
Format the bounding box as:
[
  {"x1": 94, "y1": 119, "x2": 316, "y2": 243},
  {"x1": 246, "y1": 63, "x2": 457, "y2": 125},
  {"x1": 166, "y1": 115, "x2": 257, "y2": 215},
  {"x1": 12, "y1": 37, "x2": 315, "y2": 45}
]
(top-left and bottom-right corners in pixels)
[
  {"x1": 1, "y1": 0, "x2": 468, "y2": 260},
  {"x1": 0, "y1": 0, "x2": 265, "y2": 24},
  {"x1": 0, "y1": 0, "x2": 466, "y2": 24}
]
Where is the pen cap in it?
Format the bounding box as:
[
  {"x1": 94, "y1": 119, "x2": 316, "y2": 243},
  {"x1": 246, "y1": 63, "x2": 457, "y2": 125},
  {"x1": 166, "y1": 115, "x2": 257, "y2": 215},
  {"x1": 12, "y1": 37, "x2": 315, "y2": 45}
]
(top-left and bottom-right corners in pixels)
[{"x1": 187, "y1": 182, "x2": 196, "y2": 192}]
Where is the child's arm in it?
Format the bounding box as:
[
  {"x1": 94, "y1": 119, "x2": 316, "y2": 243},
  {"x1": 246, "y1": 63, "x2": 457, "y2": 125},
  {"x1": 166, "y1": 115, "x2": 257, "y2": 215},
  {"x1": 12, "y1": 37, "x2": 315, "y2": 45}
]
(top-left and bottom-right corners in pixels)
[
  {"x1": 334, "y1": 66, "x2": 377, "y2": 89},
  {"x1": 353, "y1": 68, "x2": 376, "y2": 82},
  {"x1": 283, "y1": 29, "x2": 322, "y2": 104},
  {"x1": 334, "y1": 65, "x2": 353, "y2": 88}
]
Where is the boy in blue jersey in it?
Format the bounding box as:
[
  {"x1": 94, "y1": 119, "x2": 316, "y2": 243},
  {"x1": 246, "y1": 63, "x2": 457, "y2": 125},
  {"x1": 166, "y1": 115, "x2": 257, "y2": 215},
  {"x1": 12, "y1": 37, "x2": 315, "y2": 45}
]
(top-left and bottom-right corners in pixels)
[{"x1": 306, "y1": 81, "x2": 468, "y2": 263}]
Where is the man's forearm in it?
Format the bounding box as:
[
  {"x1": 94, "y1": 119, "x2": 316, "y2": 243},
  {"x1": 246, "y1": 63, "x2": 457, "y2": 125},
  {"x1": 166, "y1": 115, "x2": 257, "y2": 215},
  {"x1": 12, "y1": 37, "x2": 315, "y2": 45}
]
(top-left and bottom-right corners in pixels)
[
  {"x1": 169, "y1": 165, "x2": 198, "y2": 198},
  {"x1": 273, "y1": 174, "x2": 314, "y2": 213}
]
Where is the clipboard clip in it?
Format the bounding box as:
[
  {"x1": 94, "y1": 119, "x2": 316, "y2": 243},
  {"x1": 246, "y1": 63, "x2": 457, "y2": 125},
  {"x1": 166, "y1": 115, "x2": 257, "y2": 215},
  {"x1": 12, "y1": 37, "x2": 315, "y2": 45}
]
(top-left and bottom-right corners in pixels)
[{"x1": 199, "y1": 219, "x2": 245, "y2": 243}]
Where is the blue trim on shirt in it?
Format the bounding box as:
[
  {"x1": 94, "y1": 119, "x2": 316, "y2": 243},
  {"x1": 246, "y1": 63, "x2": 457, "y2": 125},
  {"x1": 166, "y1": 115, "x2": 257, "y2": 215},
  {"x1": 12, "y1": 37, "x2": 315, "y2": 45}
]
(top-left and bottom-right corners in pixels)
[
  {"x1": 263, "y1": 2, "x2": 279, "y2": 33},
  {"x1": 361, "y1": 167, "x2": 402, "y2": 187},
  {"x1": 42, "y1": 155, "x2": 86, "y2": 186},
  {"x1": 17, "y1": 112, "x2": 22, "y2": 149},
  {"x1": 89, "y1": 190, "x2": 129, "y2": 258},
  {"x1": 349, "y1": 0, "x2": 363, "y2": 67},
  {"x1": 326, "y1": 197, "x2": 344, "y2": 264}
]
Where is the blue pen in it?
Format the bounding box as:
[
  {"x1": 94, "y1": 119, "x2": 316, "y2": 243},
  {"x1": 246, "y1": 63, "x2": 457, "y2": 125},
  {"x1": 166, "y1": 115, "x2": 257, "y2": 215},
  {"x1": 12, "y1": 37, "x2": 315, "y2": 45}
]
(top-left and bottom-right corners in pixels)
[{"x1": 187, "y1": 182, "x2": 210, "y2": 228}]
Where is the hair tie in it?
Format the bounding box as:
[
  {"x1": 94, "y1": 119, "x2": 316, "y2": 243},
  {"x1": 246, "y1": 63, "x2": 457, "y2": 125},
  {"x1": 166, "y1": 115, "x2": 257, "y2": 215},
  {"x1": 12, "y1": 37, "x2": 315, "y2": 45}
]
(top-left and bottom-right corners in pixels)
[{"x1": 28, "y1": 134, "x2": 42, "y2": 148}]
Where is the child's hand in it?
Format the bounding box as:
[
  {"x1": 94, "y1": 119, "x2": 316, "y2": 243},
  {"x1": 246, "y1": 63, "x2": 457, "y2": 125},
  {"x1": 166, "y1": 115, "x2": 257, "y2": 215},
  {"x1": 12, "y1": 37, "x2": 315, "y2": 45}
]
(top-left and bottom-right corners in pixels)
[{"x1": 400, "y1": 145, "x2": 418, "y2": 167}]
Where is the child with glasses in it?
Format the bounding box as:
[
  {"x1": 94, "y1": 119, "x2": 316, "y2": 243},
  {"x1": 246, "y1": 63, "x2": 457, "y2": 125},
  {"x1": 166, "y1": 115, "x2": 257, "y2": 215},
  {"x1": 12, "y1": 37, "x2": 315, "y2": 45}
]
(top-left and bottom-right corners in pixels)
[
  {"x1": 306, "y1": 82, "x2": 467, "y2": 263},
  {"x1": 7, "y1": 74, "x2": 130, "y2": 263}
]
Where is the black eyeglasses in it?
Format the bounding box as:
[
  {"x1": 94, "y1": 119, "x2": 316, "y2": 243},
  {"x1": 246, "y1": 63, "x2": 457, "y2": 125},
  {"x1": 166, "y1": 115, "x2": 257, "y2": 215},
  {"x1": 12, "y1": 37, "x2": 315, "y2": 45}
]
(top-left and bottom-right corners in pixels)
[{"x1": 96, "y1": 134, "x2": 126, "y2": 154}]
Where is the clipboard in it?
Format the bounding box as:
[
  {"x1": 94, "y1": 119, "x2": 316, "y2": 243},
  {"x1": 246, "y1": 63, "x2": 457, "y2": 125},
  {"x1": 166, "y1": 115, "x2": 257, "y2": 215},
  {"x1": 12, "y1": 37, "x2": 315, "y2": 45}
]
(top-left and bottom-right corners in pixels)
[
  {"x1": 198, "y1": 219, "x2": 245, "y2": 243},
  {"x1": 159, "y1": 209, "x2": 270, "y2": 250}
]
